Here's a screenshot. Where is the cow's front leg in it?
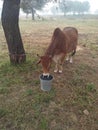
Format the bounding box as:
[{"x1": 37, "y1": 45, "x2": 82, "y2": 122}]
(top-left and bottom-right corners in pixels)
[
  {"x1": 54, "y1": 63, "x2": 59, "y2": 73},
  {"x1": 58, "y1": 63, "x2": 63, "y2": 73},
  {"x1": 54, "y1": 63, "x2": 63, "y2": 73},
  {"x1": 58, "y1": 55, "x2": 65, "y2": 73}
]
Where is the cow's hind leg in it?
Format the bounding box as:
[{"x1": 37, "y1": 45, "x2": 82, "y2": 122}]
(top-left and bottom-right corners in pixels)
[
  {"x1": 66, "y1": 54, "x2": 69, "y2": 62},
  {"x1": 69, "y1": 50, "x2": 76, "y2": 63}
]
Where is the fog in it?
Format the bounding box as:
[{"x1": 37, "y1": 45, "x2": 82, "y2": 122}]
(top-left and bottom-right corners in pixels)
[
  {"x1": 0, "y1": 0, "x2": 98, "y2": 18},
  {"x1": 76, "y1": 0, "x2": 98, "y2": 12}
]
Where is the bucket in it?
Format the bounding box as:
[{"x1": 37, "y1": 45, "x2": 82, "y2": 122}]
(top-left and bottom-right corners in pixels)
[{"x1": 40, "y1": 74, "x2": 53, "y2": 91}]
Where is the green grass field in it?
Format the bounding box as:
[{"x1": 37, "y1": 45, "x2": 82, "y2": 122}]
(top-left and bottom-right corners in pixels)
[{"x1": 0, "y1": 16, "x2": 98, "y2": 130}]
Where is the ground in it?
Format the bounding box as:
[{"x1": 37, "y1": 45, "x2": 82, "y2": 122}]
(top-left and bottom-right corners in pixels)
[{"x1": 0, "y1": 16, "x2": 98, "y2": 130}]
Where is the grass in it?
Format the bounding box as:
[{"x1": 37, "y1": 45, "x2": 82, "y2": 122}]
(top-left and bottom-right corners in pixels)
[
  {"x1": 0, "y1": 16, "x2": 98, "y2": 130},
  {"x1": 0, "y1": 108, "x2": 9, "y2": 118},
  {"x1": 86, "y1": 82, "x2": 96, "y2": 92}
]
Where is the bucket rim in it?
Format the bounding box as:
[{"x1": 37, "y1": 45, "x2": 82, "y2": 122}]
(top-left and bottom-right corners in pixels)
[{"x1": 39, "y1": 74, "x2": 53, "y2": 81}]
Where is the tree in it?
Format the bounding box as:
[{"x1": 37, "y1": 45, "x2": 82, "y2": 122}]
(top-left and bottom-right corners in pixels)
[
  {"x1": 81, "y1": 1, "x2": 90, "y2": 14},
  {"x1": 71, "y1": 1, "x2": 82, "y2": 15},
  {"x1": 59, "y1": 0, "x2": 90, "y2": 15},
  {"x1": 1, "y1": 0, "x2": 26, "y2": 64},
  {"x1": 59, "y1": 0, "x2": 72, "y2": 15},
  {"x1": 21, "y1": 0, "x2": 48, "y2": 20}
]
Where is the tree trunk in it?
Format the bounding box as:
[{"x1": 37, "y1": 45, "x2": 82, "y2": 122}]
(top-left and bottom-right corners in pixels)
[
  {"x1": 31, "y1": 7, "x2": 35, "y2": 20},
  {"x1": 1, "y1": 0, "x2": 26, "y2": 64}
]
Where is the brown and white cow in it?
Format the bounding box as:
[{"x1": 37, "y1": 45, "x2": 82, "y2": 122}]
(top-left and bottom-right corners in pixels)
[{"x1": 37, "y1": 27, "x2": 78, "y2": 75}]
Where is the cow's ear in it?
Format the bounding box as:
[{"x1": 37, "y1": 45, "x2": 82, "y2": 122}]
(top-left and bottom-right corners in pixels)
[
  {"x1": 37, "y1": 54, "x2": 41, "y2": 65},
  {"x1": 37, "y1": 60, "x2": 41, "y2": 65},
  {"x1": 37, "y1": 54, "x2": 43, "y2": 60}
]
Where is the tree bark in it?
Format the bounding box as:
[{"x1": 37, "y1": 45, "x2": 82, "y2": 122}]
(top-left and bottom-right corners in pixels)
[
  {"x1": 31, "y1": 7, "x2": 35, "y2": 20},
  {"x1": 1, "y1": 0, "x2": 26, "y2": 64}
]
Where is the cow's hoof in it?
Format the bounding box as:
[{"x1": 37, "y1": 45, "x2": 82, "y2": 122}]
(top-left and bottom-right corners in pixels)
[
  {"x1": 59, "y1": 70, "x2": 62, "y2": 73},
  {"x1": 69, "y1": 58, "x2": 73, "y2": 63},
  {"x1": 54, "y1": 70, "x2": 58, "y2": 73},
  {"x1": 69, "y1": 61, "x2": 73, "y2": 64},
  {"x1": 66, "y1": 58, "x2": 69, "y2": 61}
]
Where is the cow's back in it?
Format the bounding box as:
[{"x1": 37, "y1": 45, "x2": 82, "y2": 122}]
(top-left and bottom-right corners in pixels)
[{"x1": 63, "y1": 27, "x2": 78, "y2": 39}]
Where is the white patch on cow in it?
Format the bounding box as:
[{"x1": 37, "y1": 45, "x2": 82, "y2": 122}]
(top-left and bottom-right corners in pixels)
[
  {"x1": 43, "y1": 73, "x2": 50, "y2": 76},
  {"x1": 53, "y1": 54, "x2": 63, "y2": 63}
]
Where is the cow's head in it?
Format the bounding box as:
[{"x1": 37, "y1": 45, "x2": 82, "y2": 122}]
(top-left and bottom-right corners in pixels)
[{"x1": 37, "y1": 54, "x2": 52, "y2": 75}]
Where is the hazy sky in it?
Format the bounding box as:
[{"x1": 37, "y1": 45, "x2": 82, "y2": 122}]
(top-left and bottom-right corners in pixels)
[{"x1": 0, "y1": 0, "x2": 98, "y2": 12}]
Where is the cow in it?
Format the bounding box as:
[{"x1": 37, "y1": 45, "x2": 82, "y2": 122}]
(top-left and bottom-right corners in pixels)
[{"x1": 37, "y1": 27, "x2": 78, "y2": 76}]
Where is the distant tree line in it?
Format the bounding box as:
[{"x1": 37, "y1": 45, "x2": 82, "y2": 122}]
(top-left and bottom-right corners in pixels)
[
  {"x1": 20, "y1": 0, "x2": 90, "y2": 18},
  {"x1": 59, "y1": 0, "x2": 90, "y2": 15}
]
